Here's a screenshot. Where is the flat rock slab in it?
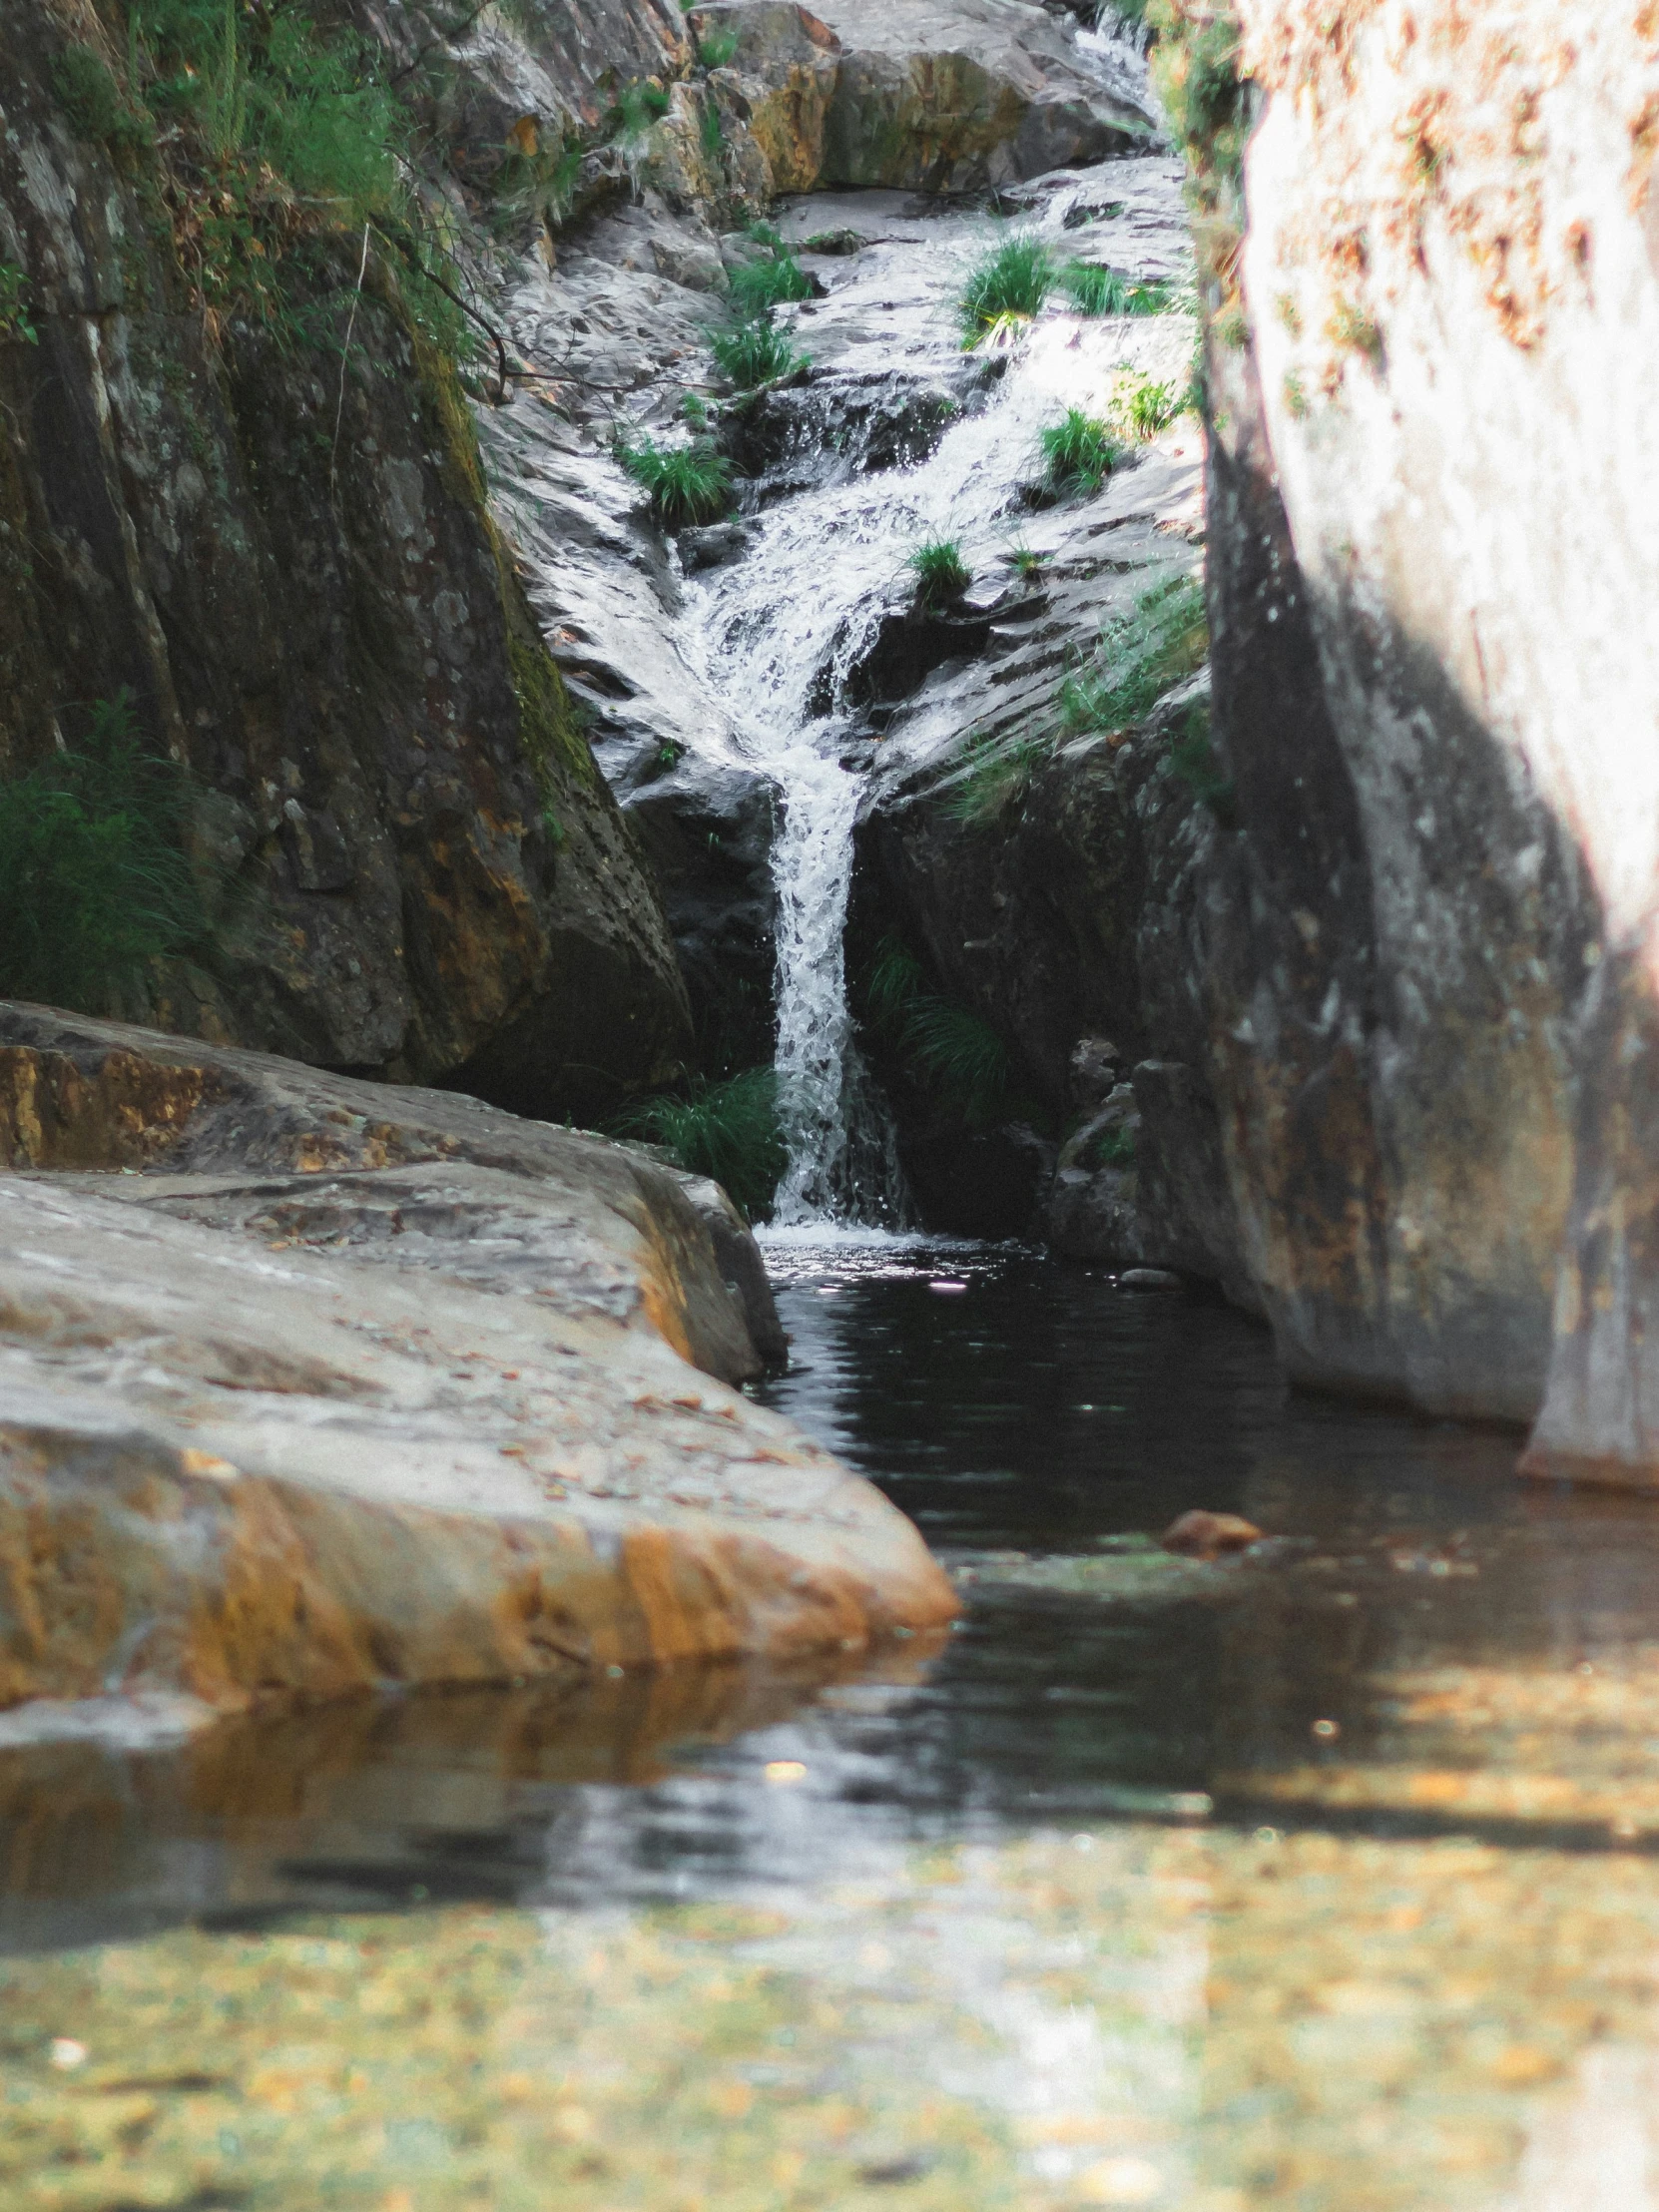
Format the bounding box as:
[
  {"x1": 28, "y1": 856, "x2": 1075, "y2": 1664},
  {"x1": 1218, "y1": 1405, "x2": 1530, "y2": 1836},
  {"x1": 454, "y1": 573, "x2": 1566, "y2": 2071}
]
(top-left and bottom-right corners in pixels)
[{"x1": 0, "y1": 1006, "x2": 956, "y2": 1724}]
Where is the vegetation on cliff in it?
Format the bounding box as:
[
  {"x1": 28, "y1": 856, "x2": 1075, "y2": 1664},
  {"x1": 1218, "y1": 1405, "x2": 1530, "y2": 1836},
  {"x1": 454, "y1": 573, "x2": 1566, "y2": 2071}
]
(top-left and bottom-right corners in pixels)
[
  {"x1": 613, "y1": 1068, "x2": 787, "y2": 1222},
  {"x1": 0, "y1": 694, "x2": 207, "y2": 1010},
  {"x1": 865, "y1": 938, "x2": 1010, "y2": 1122}
]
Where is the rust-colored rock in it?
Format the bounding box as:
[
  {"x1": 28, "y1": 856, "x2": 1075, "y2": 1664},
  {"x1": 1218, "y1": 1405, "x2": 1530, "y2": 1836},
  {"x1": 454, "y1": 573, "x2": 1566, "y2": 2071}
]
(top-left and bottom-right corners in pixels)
[
  {"x1": 0, "y1": 1007, "x2": 957, "y2": 1721},
  {"x1": 1160, "y1": 1511, "x2": 1264, "y2": 1562}
]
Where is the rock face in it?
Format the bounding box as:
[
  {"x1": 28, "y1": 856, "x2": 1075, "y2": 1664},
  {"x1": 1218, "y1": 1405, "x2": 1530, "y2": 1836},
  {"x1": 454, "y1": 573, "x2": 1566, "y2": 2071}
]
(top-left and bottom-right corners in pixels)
[
  {"x1": 0, "y1": 7, "x2": 691, "y2": 1120},
  {"x1": 692, "y1": 0, "x2": 1153, "y2": 193},
  {"x1": 0, "y1": 1005, "x2": 956, "y2": 1718},
  {"x1": 1189, "y1": 5, "x2": 1659, "y2": 1461}
]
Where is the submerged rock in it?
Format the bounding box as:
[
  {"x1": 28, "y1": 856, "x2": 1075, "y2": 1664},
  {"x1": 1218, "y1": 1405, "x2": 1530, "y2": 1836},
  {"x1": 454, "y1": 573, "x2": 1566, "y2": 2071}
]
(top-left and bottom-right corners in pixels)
[{"x1": 0, "y1": 1007, "x2": 956, "y2": 1718}]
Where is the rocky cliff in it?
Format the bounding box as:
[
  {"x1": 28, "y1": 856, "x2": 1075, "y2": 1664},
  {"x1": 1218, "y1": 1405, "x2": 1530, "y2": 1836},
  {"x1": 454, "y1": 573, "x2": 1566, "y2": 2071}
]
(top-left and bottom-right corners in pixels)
[
  {"x1": 0, "y1": 1, "x2": 691, "y2": 1121},
  {"x1": 1169, "y1": 2, "x2": 1659, "y2": 1468}
]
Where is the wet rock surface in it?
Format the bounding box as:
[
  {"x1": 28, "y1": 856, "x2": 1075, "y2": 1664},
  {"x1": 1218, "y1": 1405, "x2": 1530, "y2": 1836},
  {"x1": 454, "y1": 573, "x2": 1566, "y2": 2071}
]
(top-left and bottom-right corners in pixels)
[{"x1": 0, "y1": 1006, "x2": 954, "y2": 1718}]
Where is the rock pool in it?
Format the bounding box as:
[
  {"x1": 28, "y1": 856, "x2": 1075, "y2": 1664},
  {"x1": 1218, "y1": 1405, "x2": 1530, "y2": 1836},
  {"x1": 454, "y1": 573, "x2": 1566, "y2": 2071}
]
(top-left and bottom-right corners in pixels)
[{"x1": 7, "y1": 1247, "x2": 1659, "y2": 2209}]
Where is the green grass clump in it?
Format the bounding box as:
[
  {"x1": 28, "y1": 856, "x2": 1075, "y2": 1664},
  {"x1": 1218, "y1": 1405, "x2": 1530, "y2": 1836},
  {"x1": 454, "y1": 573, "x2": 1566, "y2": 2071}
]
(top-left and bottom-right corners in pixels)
[
  {"x1": 956, "y1": 233, "x2": 1054, "y2": 342},
  {"x1": 616, "y1": 432, "x2": 735, "y2": 526},
  {"x1": 941, "y1": 728, "x2": 1051, "y2": 826},
  {"x1": 612, "y1": 1067, "x2": 786, "y2": 1222},
  {"x1": 907, "y1": 537, "x2": 971, "y2": 608},
  {"x1": 1059, "y1": 263, "x2": 1174, "y2": 316},
  {"x1": 611, "y1": 80, "x2": 672, "y2": 141},
  {"x1": 1007, "y1": 543, "x2": 1047, "y2": 580},
  {"x1": 727, "y1": 229, "x2": 814, "y2": 318},
  {"x1": 1062, "y1": 573, "x2": 1208, "y2": 736},
  {"x1": 0, "y1": 264, "x2": 37, "y2": 344},
  {"x1": 0, "y1": 691, "x2": 207, "y2": 1011},
  {"x1": 711, "y1": 318, "x2": 808, "y2": 389},
  {"x1": 1039, "y1": 407, "x2": 1123, "y2": 494},
  {"x1": 865, "y1": 938, "x2": 1009, "y2": 1120},
  {"x1": 698, "y1": 27, "x2": 741, "y2": 67},
  {"x1": 699, "y1": 101, "x2": 725, "y2": 158},
  {"x1": 1115, "y1": 370, "x2": 1188, "y2": 439}
]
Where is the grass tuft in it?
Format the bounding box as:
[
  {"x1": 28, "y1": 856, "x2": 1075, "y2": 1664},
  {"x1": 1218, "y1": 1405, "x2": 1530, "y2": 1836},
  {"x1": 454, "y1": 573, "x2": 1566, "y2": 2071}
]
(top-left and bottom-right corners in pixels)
[
  {"x1": 0, "y1": 691, "x2": 207, "y2": 1011},
  {"x1": 727, "y1": 232, "x2": 814, "y2": 318},
  {"x1": 711, "y1": 318, "x2": 808, "y2": 388},
  {"x1": 612, "y1": 1067, "x2": 786, "y2": 1221},
  {"x1": 956, "y1": 233, "x2": 1053, "y2": 342},
  {"x1": 1006, "y1": 542, "x2": 1047, "y2": 580},
  {"x1": 616, "y1": 432, "x2": 734, "y2": 527},
  {"x1": 698, "y1": 27, "x2": 741, "y2": 68},
  {"x1": 1059, "y1": 263, "x2": 1174, "y2": 317},
  {"x1": 1114, "y1": 370, "x2": 1188, "y2": 440},
  {"x1": 940, "y1": 728, "x2": 1051, "y2": 827},
  {"x1": 1061, "y1": 573, "x2": 1208, "y2": 736},
  {"x1": 611, "y1": 80, "x2": 672, "y2": 142},
  {"x1": 865, "y1": 938, "x2": 1009, "y2": 1120},
  {"x1": 1039, "y1": 407, "x2": 1123, "y2": 494},
  {"x1": 907, "y1": 536, "x2": 972, "y2": 608}
]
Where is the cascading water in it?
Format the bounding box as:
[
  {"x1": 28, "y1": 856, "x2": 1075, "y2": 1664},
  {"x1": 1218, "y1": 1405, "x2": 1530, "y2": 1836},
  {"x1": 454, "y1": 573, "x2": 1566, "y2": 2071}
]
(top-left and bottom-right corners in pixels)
[{"x1": 683, "y1": 168, "x2": 1173, "y2": 1227}]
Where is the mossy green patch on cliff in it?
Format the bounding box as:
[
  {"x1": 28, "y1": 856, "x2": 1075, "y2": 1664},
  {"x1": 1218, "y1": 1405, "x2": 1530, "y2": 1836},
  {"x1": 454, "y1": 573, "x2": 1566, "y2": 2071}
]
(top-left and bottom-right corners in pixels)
[{"x1": 0, "y1": 691, "x2": 208, "y2": 1012}]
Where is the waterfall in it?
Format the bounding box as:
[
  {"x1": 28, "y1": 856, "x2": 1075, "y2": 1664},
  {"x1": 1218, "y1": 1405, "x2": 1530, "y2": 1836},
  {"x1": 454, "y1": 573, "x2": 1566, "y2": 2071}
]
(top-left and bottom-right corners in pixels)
[{"x1": 686, "y1": 293, "x2": 1158, "y2": 1226}]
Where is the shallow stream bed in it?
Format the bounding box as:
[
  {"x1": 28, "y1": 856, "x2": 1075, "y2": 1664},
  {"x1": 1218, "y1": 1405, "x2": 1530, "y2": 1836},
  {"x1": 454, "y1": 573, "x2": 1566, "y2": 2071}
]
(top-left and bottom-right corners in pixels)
[{"x1": 8, "y1": 1250, "x2": 1659, "y2": 2208}]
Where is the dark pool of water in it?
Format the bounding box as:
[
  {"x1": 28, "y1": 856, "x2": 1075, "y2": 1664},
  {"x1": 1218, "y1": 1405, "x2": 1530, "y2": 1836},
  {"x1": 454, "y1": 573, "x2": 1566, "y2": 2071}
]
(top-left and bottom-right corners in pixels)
[{"x1": 6, "y1": 1240, "x2": 1658, "y2": 1952}]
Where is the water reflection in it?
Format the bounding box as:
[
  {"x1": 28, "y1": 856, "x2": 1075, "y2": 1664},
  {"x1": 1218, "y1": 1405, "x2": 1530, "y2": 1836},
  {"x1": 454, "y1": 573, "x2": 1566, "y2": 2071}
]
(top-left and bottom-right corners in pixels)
[{"x1": 10, "y1": 1248, "x2": 1659, "y2": 2207}]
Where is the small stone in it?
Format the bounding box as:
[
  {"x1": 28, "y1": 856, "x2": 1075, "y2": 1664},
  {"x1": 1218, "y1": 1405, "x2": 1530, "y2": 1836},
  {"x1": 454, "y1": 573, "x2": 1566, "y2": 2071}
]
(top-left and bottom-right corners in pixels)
[
  {"x1": 1119, "y1": 1268, "x2": 1182, "y2": 1292},
  {"x1": 1161, "y1": 1510, "x2": 1265, "y2": 1560}
]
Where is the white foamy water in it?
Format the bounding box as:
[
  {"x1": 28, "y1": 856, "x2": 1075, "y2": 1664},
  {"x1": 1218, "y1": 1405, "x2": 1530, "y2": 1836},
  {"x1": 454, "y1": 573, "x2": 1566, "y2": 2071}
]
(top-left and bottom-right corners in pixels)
[{"x1": 684, "y1": 219, "x2": 1182, "y2": 1224}]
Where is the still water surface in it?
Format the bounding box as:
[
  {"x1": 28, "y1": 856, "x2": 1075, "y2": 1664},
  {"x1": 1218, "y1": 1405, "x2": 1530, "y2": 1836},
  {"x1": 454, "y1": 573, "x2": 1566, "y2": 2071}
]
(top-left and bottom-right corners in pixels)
[{"x1": 7, "y1": 1245, "x2": 1659, "y2": 2209}]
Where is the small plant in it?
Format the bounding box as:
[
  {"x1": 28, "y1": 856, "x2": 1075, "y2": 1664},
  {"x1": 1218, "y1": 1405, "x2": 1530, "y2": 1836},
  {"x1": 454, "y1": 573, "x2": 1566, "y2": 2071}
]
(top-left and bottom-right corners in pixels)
[
  {"x1": 615, "y1": 431, "x2": 735, "y2": 526},
  {"x1": 698, "y1": 26, "x2": 740, "y2": 67},
  {"x1": 1062, "y1": 573, "x2": 1209, "y2": 737},
  {"x1": 1169, "y1": 702, "x2": 1237, "y2": 825},
  {"x1": 0, "y1": 264, "x2": 37, "y2": 345},
  {"x1": 1007, "y1": 542, "x2": 1048, "y2": 580},
  {"x1": 1039, "y1": 407, "x2": 1123, "y2": 493},
  {"x1": 612, "y1": 1066, "x2": 786, "y2": 1222},
  {"x1": 1283, "y1": 370, "x2": 1310, "y2": 419},
  {"x1": 699, "y1": 100, "x2": 725, "y2": 158},
  {"x1": 941, "y1": 728, "x2": 1051, "y2": 826},
  {"x1": 657, "y1": 739, "x2": 686, "y2": 770},
  {"x1": 1059, "y1": 263, "x2": 1174, "y2": 316},
  {"x1": 0, "y1": 691, "x2": 207, "y2": 1012},
  {"x1": 53, "y1": 43, "x2": 154, "y2": 154},
  {"x1": 907, "y1": 536, "x2": 971, "y2": 608},
  {"x1": 1114, "y1": 371, "x2": 1187, "y2": 440},
  {"x1": 865, "y1": 937, "x2": 1009, "y2": 1120},
  {"x1": 611, "y1": 80, "x2": 671, "y2": 142},
  {"x1": 1327, "y1": 297, "x2": 1383, "y2": 364},
  {"x1": 1090, "y1": 1122, "x2": 1137, "y2": 1169},
  {"x1": 711, "y1": 317, "x2": 808, "y2": 389},
  {"x1": 956, "y1": 232, "x2": 1053, "y2": 343},
  {"x1": 727, "y1": 229, "x2": 814, "y2": 317}
]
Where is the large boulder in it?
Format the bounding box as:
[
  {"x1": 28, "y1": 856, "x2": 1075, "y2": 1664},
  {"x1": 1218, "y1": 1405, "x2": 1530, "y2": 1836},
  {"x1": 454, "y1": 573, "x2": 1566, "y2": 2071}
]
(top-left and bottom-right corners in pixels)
[
  {"x1": 0, "y1": 1006, "x2": 956, "y2": 1720},
  {"x1": 691, "y1": 0, "x2": 1155, "y2": 192},
  {"x1": 1183, "y1": 5, "x2": 1659, "y2": 1461}
]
